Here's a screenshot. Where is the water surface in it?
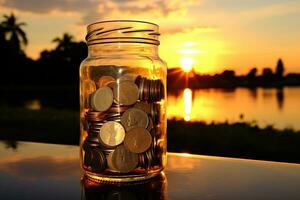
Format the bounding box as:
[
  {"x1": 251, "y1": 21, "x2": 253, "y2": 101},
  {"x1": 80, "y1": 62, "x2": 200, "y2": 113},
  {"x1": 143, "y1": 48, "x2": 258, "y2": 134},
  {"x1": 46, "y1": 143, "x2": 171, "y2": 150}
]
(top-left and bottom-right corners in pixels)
[{"x1": 168, "y1": 87, "x2": 300, "y2": 130}]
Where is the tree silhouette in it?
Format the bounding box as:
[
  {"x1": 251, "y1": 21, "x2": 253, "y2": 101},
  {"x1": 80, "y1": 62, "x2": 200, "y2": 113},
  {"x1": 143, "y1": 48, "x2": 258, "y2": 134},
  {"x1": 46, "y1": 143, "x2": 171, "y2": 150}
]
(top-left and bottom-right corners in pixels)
[
  {"x1": 52, "y1": 33, "x2": 74, "y2": 51},
  {"x1": 0, "y1": 26, "x2": 6, "y2": 45},
  {"x1": 262, "y1": 68, "x2": 273, "y2": 78},
  {"x1": 1, "y1": 13, "x2": 27, "y2": 51},
  {"x1": 247, "y1": 67, "x2": 257, "y2": 78},
  {"x1": 276, "y1": 58, "x2": 284, "y2": 78}
]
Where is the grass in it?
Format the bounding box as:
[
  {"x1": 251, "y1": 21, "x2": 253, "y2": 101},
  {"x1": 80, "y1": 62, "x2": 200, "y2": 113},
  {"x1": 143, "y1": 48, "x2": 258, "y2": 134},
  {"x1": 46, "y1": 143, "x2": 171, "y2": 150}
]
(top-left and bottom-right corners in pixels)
[{"x1": 1, "y1": 105, "x2": 300, "y2": 163}]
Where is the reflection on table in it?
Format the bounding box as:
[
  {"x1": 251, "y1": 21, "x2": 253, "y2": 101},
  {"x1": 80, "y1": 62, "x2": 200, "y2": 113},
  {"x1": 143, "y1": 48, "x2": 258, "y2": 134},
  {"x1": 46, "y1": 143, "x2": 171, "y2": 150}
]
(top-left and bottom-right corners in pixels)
[
  {"x1": 1, "y1": 141, "x2": 300, "y2": 200},
  {"x1": 81, "y1": 173, "x2": 166, "y2": 200}
]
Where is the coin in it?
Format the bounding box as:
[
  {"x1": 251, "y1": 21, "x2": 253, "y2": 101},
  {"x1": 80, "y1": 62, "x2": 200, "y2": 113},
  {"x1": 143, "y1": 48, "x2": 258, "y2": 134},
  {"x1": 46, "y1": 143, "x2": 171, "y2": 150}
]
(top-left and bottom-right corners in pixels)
[
  {"x1": 108, "y1": 104, "x2": 130, "y2": 113},
  {"x1": 90, "y1": 148, "x2": 107, "y2": 173},
  {"x1": 151, "y1": 103, "x2": 160, "y2": 125},
  {"x1": 124, "y1": 127, "x2": 152, "y2": 153},
  {"x1": 97, "y1": 76, "x2": 115, "y2": 88},
  {"x1": 118, "y1": 74, "x2": 137, "y2": 82},
  {"x1": 83, "y1": 139, "x2": 100, "y2": 149},
  {"x1": 107, "y1": 81, "x2": 116, "y2": 89},
  {"x1": 143, "y1": 79, "x2": 150, "y2": 101},
  {"x1": 85, "y1": 135, "x2": 100, "y2": 144},
  {"x1": 146, "y1": 146, "x2": 155, "y2": 168},
  {"x1": 85, "y1": 111, "x2": 107, "y2": 122},
  {"x1": 134, "y1": 102, "x2": 151, "y2": 114},
  {"x1": 102, "y1": 149, "x2": 114, "y2": 156},
  {"x1": 147, "y1": 117, "x2": 153, "y2": 131},
  {"x1": 113, "y1": 81, "x2": 139, "y2": 106},
  {"x1": 90, "y1": 86, "x2": 114, "y2": 112},
  {"x1": 111, "y1": 145, "x2": 138, "y2": 173},
  {"x1": 99, "y1": 121, "x2": 125, "y2": 147},
  {"x1": 84, "y1": 149, "x2": 92, "y2": 167},
  {"x1": 107, "y1": 151, "x2": 118, "y2": 171},
  {"x1": 121, "y1": 108, "x2": 149, "y2": 131}
]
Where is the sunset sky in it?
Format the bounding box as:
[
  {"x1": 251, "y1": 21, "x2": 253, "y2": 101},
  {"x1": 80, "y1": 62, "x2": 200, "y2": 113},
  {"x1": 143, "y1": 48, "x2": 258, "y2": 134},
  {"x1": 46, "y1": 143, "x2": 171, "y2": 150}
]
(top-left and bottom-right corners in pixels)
[{"x1": 0, "y1": 0, "x2": 299, "y2": 74}]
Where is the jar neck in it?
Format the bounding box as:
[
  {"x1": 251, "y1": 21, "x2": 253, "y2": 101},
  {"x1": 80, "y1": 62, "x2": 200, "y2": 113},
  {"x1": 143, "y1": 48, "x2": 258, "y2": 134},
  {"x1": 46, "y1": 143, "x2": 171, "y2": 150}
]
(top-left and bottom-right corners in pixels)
[{"x1": 88, "y1": 43, "x2": 158, "y2": 57}]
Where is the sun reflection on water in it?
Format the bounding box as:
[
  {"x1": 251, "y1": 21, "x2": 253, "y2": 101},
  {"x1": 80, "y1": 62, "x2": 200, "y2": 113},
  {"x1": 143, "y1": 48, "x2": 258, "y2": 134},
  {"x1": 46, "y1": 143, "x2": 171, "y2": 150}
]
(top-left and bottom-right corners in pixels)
[{"x1": 183, "y1": 88, "x2": 192, "y2": 121}]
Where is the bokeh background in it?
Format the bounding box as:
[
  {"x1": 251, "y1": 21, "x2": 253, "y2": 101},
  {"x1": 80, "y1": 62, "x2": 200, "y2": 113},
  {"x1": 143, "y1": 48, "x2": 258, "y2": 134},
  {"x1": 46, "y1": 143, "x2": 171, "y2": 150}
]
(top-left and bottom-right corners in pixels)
[{"x1": 1, "y1": 0, "x2": 300, "y2": 163}]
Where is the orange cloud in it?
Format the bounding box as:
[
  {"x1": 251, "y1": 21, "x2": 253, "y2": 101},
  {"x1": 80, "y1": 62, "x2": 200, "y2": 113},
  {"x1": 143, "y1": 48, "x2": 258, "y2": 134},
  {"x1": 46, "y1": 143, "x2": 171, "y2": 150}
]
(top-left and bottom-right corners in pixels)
[{"x1": 1, "y1": 0, "x2": 201, "y2": 24}]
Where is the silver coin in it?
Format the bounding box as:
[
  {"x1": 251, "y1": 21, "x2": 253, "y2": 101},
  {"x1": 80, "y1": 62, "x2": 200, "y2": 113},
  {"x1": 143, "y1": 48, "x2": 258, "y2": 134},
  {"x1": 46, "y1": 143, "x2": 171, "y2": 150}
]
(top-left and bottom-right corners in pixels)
[
  {"x1": 90, "y1": 86, "x2": 114, "y2": 112},
  {"x1": 121, "y1": 108, "x2": 149, "y2": 131},
  {"x1": 99, "y1": 121, "x2": 125, "y2": 147}
]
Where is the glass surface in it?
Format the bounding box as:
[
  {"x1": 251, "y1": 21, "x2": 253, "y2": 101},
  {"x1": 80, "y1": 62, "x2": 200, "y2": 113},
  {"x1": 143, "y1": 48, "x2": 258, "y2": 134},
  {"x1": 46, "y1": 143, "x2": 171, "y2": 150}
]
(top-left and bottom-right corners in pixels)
[
  {"x1": 79, "y1": 20, "x2": 167, "y2": 182},
  {"x1": 168, "y1": 87, "x2": 300, "y2": 130},
  {"x1": 1, "y1": 141, "x2": 300, "y2": 200}
]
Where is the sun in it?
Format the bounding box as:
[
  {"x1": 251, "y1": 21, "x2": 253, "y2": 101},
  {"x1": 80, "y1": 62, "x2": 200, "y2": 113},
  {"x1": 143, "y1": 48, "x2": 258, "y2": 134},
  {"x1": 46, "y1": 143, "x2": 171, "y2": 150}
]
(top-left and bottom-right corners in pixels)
[{"x1": 180, "y1": 57, "x2": 194, "y2": 72}]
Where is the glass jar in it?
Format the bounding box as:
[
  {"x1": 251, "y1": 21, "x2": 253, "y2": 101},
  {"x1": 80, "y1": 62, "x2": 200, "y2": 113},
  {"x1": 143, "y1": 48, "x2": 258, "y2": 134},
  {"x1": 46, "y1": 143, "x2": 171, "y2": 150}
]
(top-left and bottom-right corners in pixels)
[
  {"x1": 79, "y1": 20, "x2": 167, "y2": 183},
  {"x1": 81, "y1": 173, "x2": 166, "y2": 199}
]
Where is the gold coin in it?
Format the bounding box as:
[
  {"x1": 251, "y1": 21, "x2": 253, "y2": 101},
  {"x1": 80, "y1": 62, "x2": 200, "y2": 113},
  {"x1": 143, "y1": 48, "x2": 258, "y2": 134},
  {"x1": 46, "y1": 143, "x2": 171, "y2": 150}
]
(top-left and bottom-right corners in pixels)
[
  {"x1": 121, "y1": 108, "x2": 149, "y2": 131},
  {"x1": 113, "y1": 81, "x2": 139, "y2": 105},
  {"x1": 111, "y1": 145, "x2": 138, "y2": 173},
  {"x1": 124, "y1": 127, "x2": 152, "y2": 153},
  {"x1": 99, "y1": 121, "x2": 125, "y2": 147},
  {"x1": 90, "y1": 86, "x2": 113, "y2": 111},
  {"x1": 97, "y1": 75, "x2": 116, "y2": 88}
]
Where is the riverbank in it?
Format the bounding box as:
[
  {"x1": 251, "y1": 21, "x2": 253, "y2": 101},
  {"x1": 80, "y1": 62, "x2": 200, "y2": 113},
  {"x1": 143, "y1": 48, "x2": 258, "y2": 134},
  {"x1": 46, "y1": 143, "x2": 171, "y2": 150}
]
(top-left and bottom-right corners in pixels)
[{"x1": 0, "y1": 106, "x2": 299, "y2": 164}]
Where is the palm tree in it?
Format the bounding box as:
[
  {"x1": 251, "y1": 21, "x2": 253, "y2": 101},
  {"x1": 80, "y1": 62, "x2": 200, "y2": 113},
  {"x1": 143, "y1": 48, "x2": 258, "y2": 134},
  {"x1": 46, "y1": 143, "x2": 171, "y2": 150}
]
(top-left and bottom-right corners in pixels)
[
  {"x1": 1, "y1": 13, "x2": 28, "y2": 50},
  {"x1": 52, "y1": 33, "x2": 74, "y2": 51}
]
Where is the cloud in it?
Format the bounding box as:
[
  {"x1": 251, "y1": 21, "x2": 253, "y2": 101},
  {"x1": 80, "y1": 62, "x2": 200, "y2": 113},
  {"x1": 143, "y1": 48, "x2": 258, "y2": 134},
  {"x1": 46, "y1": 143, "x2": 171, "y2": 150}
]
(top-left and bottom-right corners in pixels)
[
  {"x1": 1, "y1": 0, "x2": 200, "y2": 24},
  {"x1": 241, "y1": 2, "x2": 300, "y2": 20},
  {"x1": 162, "y1": 25, "x2": 218, "y2": 35},
  {"x1": 1, "y1": 0, "x2": 94, "y2": 13}
]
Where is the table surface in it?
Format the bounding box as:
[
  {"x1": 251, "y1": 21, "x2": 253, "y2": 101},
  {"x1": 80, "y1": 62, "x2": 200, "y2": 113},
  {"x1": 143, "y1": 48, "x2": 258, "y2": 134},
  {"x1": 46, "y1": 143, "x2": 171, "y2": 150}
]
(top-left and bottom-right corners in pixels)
[{"x1": 0, "y1": 141, "x2": 300, "y2": 200}]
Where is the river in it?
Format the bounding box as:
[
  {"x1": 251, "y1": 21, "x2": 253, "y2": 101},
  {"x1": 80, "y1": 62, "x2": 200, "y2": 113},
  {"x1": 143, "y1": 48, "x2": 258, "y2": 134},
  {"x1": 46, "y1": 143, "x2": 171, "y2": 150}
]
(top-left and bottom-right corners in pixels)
[{"x1": 168, "y1": 87, "x2": 300, "y2": 130}]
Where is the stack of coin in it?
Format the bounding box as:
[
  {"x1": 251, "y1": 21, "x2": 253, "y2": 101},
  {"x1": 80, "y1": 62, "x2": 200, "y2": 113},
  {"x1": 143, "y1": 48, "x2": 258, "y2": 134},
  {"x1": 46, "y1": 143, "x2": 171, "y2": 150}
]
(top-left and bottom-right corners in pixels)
[
  {"x1": 81, "y1": 73, "x2": 165, "y2": 174},
  {"x1": 83, "y1": 140, "x2": 107, "y2": 173},
  {"x1": 135, "y1": 76, "x2": 164, "y2": 102}
]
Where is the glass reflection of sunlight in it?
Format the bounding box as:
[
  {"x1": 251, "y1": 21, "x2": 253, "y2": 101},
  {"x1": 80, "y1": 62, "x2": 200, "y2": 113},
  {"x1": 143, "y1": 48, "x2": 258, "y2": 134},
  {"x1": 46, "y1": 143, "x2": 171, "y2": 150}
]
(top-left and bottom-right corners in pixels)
[{"x1": 183, "y1": 88, "x2": 192, "y2": 121}]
